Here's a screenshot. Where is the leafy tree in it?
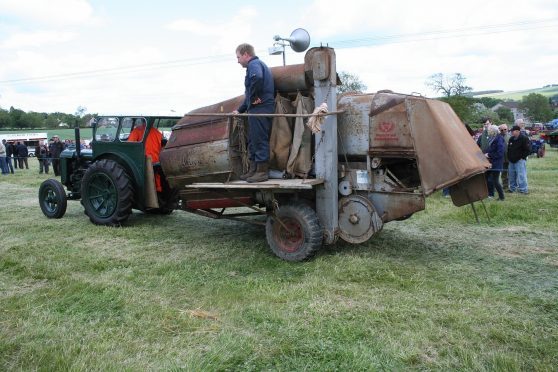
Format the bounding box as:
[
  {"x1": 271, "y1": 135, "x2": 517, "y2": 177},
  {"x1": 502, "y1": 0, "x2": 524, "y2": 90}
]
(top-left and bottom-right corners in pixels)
[
  {"x1": 494, "y1": 106, "x2": 514, "y2": 123},
  {"x1": 75, "y1": 106, "x2": 87, "y2": 117},
  {"x1": 476, "y1": 97, "x2": 501, "y2": 109},
  {"x1": 25, "y1": 112, "x2": 44, "y2": 128},
  {"x1": 439, "y1": 95, "x2": 476, "y2": 123},
  {"x1": 337, "y1": 71, "x2": 367, "y2": 94},
  {"x1": 520, "y1": 93, "x2": 553, "y2": 122},
  {"x1": 426, "y1": 73, "x2": 472, "y2": 97},
  {"x1": 0, "y1": 108, "x2": 12, "y2": 128},
  {"x1": 9, "y1": 107, "x2": 26, "y2": 128}
]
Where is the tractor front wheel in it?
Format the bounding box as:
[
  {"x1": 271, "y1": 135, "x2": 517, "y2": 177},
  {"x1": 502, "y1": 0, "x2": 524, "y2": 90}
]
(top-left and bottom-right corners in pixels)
[
  {"x1": 81, "y1": 159, "x2": 134, "y2": 226},
  {"x1": 39, "y1": 179, "x2": 68, "y2": 219}
]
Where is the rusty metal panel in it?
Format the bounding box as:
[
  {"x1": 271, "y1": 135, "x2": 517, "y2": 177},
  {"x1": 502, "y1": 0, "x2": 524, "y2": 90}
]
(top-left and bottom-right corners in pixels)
[
  {"x1": 337, "y1": 94, "x2": 372, "y2": 155},
  {"x1": 368, "y1": 192, "x2": 425, "y2": 222},
  {"x1": 174, "y1": 96, "x2": 244, "y2": 129},
  {"x1": 368, "y1": 93, "x2": 414, "y2": 155},
  {"x1": 406, "y1": 98, "x2": 490, "y2": 195},
  {"x1": 161, "y1": 139, "x2": 231, "y2": 188},
  {"x1": 449, "y1": 173, "x2": 488, "y2": 207},
  {"x1": 270, "y1": 64, "x2": 308, "y2": 92},
  {"x1": 166, "y1": 119, "x2": 229, "y2": 148}
]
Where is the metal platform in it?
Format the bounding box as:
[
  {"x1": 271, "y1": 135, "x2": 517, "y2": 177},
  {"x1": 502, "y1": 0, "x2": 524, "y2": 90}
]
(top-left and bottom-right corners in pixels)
[{"x1": 185, "y1": 178, "x2": 324, "y2": 190}]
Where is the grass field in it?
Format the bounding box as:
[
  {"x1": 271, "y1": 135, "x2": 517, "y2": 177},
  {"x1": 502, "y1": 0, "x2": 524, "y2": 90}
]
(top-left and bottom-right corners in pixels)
[
  {"x1": 474, "y1": 85, "x2": 558, "y2": 101},
  {"x1": 1, "y1": 150, "x2": 557, "y2": 370}
]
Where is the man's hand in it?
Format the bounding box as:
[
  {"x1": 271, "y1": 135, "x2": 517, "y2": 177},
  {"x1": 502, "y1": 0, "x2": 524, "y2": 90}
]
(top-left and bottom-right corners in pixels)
[
  {"x1": 252, "y1": 97, "x2": 262, "y2": 105},
  {"x1": 232, "y1": 110, "x2": 239, "y2": 115}
]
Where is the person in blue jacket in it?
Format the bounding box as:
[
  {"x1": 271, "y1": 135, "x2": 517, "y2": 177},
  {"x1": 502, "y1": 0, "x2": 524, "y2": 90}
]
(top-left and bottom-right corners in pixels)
[
  {"x1": 233, "y1": 43, "x2": 275, "y2": 183},
  {"x1": 485, "y1": 125, "x2": 505, "y2": 201}
]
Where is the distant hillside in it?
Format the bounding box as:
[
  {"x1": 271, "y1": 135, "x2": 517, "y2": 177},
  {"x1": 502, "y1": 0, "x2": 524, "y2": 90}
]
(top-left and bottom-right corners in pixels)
[
  {"x1": 467, "y1": 90, "x2": 503, "y2": 96},
  {"x1": 473, "y1": 85, "x2": 558, "y2": 100}
]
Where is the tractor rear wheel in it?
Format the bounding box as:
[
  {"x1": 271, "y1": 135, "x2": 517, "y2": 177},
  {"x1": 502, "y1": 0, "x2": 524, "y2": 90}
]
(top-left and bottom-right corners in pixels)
[
  {"x1": 81, "y1": 159, "x2": 134, "y2": 226},
  {"x1": 39, "y1": 179, "x2": 68, "y2": 219},
  {"x1": 266, "y1": 202, "x2": 323, "y2": 261}
]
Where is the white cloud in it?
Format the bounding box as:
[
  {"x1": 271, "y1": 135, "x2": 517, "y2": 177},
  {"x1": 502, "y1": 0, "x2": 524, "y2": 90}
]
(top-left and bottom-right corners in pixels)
[
  {"x1": 0, "y1": 0, "x2": 557, "y2": 114},
  {"x1": 1, "y1": 30, "x2": 77, "y2": 48},
  {"x1": 0, "y1": 0, "x2": 95, "y2": 26}
]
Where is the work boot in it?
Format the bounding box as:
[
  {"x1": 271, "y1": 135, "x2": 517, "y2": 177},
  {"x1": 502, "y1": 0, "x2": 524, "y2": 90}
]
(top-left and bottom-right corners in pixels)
[
  {"x1": 246, "y1": 162, "x2": 269, "y2": 183},
  {"x1": 240, "y1": 162, "x2": 256, "y2": 180}
]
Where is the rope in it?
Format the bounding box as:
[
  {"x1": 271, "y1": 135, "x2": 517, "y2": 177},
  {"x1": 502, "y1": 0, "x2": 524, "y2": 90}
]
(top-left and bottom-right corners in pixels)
[{"x1": 306, "y1": 102, "x2": 329, "y2": 134}]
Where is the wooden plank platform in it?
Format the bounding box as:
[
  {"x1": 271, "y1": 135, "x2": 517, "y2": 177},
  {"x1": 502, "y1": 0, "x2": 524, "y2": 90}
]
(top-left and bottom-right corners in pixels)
[{"x1": 185, "y1": 178, "x2": 323, "y2": 190}]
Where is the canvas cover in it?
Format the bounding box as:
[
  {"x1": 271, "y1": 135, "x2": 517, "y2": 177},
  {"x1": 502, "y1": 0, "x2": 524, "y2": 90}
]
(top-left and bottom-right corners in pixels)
[
  {"x1": 405, "y1": 96, "x2": 490, "y2": 195},
  {"x1": 286, "y1": 93, "x2": 314, "y2": 178}
]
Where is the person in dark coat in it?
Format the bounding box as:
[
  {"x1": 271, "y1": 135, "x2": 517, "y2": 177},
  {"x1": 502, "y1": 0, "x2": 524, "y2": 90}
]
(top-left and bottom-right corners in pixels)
[
  {"x1": 507, "y1": 125, "x2": 530, "y2": 194},
  {"x1": 15, "y1": 141, "x2": 29, "y2": 169},
  {"x1": 476, "y1": 118, "x2": 492, "y2": 152},
  {"x1": 232, "y1": 43, "x2": 275, "y2": 183},
  {"x1": 35, "y1": 141, "x2": 50, "y2": 174},
  {"x1": 2, "y1": 139, "x2": 14, "y2": 174},
  {"x1": 48, "y1": 135, "x2": 64, "y2": 176},
  {"x1": 485, "y1": 125, "x2": 505, "y2": 200}
]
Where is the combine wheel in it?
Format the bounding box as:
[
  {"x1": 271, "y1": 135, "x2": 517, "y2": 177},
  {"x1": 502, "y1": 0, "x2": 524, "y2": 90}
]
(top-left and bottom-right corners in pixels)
[
  {"x1": 266, "y1": 202, "x2": 323, "y2": 261},
  {"x1": 39, "y1": 179, "x2": 68, "y2": 218},
  {"x1": 81, "y1": 159, "x2": 134, "y2": 226}
]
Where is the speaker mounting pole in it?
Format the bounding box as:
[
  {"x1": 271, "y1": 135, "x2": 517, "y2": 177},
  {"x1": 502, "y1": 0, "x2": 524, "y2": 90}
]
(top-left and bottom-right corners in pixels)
[{"x1": 268, "y1": 28, "x2": 310, "y2": 66}]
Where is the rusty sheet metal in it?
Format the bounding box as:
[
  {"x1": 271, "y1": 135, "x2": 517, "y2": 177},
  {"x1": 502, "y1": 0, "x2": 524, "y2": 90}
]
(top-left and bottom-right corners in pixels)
[
  {"x1": 160, "y1": 139, "x2": 231, "y2": 188},
  {"x1": 369, "y1": 98, "x2": 415, "y2": 156},
  {"x1": 449, "y1": 173, "x2": 488, "y2": 207},
  {"x1": 338, "y1": 93, "x2": 373, "y2": 155},
  {"x1": 185, "y1": 197, "x2": 254, "y2": 210},
  {"x1": 166, "y1": 119, "x2": 229, "y2": 148},
  {"x1": 368, "y1": 192, "x2": 425, "y2": 222},
  {"x1": 175, "y1": 96, "x2": 244, "y2": 128},
  {"x1": 338, "y1": 92, "x2": 415, "y2": 157},
  {"x1": 270, "y1": 64, "x2": 308, "y2": 92},
  {"x1": 406, "y1": 97, "x2": 490, "y2": 195}
]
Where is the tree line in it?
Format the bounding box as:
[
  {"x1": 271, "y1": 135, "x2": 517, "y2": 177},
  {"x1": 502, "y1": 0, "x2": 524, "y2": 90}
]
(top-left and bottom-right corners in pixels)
[
  {"x1": 0, "y1": 106, "x2": 96, "y2": 130},
  {"x1": 426, "y1": 73, "x2": 558, "y2": 128}
]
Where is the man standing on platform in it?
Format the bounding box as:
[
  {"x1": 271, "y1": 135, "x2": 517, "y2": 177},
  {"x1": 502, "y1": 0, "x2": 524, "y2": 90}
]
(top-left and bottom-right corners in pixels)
[{"x1": 232, "y1": 43, "x2": 275, "y2": 183}]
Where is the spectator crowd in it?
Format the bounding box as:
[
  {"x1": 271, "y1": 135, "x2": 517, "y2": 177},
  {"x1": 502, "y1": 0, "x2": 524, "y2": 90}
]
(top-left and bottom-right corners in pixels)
[
  {"x1": 1, "y1": 136, "x2": 88, "y2": 176},
  {"x1": 475, "y1": 118, "x2": 532, "y2": 200}
]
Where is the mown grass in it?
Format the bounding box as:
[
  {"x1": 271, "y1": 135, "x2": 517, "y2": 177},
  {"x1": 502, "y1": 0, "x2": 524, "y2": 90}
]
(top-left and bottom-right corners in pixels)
[{"x1": 1, "y1": 150, "x2": 557, "y2": 370}]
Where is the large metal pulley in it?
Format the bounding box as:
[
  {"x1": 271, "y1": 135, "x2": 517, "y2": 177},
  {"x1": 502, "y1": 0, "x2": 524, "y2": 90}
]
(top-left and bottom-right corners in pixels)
[{"x1": 338, "y1": 195, "x2": 383, "y2": 244}]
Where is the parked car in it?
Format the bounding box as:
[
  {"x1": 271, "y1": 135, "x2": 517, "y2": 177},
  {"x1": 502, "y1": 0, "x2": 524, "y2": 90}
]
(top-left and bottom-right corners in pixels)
[{"x1": 545, "y1": 129, "x2": 558, "y2": 148}]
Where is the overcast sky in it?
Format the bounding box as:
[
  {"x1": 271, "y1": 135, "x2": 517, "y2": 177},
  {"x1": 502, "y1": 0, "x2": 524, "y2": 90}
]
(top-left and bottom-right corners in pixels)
[{"x1": 0, "y1": 0, "x2": 557, "y2": 116}]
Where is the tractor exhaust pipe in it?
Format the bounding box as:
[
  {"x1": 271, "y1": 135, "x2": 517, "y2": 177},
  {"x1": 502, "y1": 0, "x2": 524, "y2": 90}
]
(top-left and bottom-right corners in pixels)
[{"x1": 74, "y1": 127, "x2": 81, "y2": 158}]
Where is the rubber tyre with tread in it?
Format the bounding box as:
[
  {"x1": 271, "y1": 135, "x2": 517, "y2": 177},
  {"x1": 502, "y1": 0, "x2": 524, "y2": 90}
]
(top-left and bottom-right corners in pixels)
[
  {"x1": 81, "y1": 159, "x2": 134, "y2": 226},
  {"x1": 39, "y1": 179, "x2": 68, "y2": 218},
  {"x1": 266, "y1": 202, "x2": 323, "y2": 261}
]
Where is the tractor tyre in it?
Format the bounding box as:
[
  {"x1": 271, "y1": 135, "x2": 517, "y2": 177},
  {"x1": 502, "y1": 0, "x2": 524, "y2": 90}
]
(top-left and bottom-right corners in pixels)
[
  {"x1": 81, "y1": 159, "x2": 134, "y2": 226},
  {"x1": 39, "y1": 179, "x2": 68, "y2": 219},
  {"x1": 266, "y1": 202, "x2": 323, "y2": 261}
]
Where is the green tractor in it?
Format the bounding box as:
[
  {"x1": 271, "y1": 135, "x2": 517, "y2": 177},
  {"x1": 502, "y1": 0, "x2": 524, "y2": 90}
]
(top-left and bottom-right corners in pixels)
[{"x1": 38, "y1": 116, "x2": 181, "y2": 225}]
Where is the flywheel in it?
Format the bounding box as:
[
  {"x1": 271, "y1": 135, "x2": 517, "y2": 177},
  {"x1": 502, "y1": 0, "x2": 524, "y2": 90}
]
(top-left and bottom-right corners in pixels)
[{"x1": 338, "y1": 195, "x2": 383, "y2": 244}]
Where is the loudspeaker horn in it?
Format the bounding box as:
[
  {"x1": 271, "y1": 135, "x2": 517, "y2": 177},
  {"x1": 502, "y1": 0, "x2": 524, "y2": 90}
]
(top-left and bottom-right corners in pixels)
[{"x1": 283, "y1": 28, "x2": 311, "y2": 53}]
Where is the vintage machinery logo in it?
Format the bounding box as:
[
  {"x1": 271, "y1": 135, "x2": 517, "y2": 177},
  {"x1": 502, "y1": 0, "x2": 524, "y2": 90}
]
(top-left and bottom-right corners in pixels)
[
  {"x1": 378, "y1": 121, "x2": 395, "y2": 133},
  {"x1": 374, "y1": 121, "x2": 398, "y2": 141}
]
